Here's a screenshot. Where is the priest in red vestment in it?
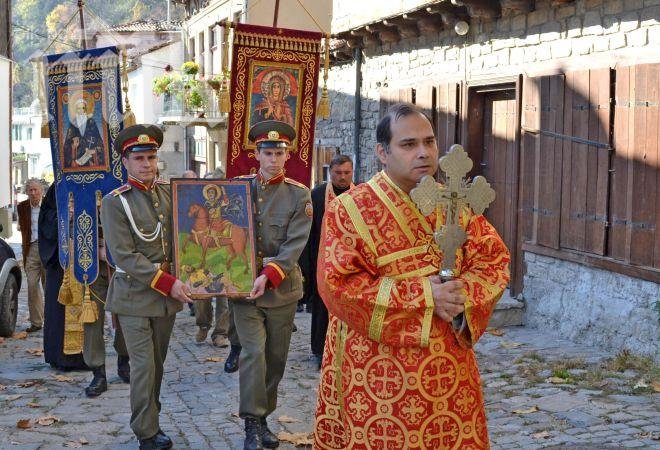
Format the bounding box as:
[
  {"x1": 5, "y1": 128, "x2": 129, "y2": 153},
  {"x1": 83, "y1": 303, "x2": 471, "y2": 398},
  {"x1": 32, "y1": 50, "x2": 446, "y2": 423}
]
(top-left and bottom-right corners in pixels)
[{"x1": 314, "y1": 103, "x2": 510, "y2": 450}]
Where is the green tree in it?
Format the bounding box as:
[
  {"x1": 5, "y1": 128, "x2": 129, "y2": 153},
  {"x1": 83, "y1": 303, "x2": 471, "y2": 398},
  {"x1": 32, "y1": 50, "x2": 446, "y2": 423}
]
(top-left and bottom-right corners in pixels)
[{"x1": 11, "y1": 0, "x2": 184, "y2": 107}]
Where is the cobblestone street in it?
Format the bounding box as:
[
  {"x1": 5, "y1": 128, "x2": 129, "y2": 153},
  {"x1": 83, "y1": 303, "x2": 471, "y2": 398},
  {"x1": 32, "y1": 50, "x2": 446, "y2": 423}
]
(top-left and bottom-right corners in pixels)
[{"x1": 0, "y1": 254, "x2": 658, "y2": 449}]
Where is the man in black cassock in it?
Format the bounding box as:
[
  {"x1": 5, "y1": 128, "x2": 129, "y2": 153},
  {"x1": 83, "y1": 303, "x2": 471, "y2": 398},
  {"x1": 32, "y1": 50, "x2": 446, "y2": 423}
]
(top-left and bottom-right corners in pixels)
[{"x1": 39, "y1": 184, "x2": 88, "y2": 371}]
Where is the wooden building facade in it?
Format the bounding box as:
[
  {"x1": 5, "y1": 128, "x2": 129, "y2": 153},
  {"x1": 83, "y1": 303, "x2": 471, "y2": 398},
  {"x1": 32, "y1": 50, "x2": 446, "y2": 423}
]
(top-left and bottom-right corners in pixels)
[{"x1": 318, "y1": 0, "x2": 659, "y2": 358}]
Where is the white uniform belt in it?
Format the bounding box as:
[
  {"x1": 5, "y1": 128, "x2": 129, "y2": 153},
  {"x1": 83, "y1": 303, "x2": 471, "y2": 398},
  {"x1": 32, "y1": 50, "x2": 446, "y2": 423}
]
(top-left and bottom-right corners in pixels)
[{"x1": 115, "y1": 263, "x2": 161, "y2": 273}]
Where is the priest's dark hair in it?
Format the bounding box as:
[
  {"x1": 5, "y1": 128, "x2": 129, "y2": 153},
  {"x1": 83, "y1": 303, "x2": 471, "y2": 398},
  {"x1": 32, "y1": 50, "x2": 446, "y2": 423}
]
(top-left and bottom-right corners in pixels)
[
  {"x1": 329, "y1": 154, "x2": 353, "y2": 169},
  {"x1": 376, "y1": 103, "x2": 432, "y2": 153}
]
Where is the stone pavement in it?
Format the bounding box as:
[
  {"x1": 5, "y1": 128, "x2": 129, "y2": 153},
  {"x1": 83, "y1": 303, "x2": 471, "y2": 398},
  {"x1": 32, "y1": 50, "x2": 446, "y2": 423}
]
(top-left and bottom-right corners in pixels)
[{"x1": 0, "y1": 252, "x2": 658, "y2": 448}]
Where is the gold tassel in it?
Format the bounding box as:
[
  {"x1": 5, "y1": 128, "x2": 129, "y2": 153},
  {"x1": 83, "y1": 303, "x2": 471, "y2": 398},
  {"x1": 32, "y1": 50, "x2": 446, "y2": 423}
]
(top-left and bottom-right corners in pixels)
[
  {"x1": 317, "y1": 34, "x2": 331, "y2": 119},
  {"x1": 218, "y1": 22, "x2": 231, "y2": 114},
  {"x1": 58, "y1": 263, "x2": 73, "y2": 306},
  {"x1": 121, "y1": 49, "x2": 136, "y2": 127},
  {"x1": 218, "y1": 77, "x2": 230, "y2": 113},
  {"x1": 80, "y1": 283, "x2": 98, "y2": 324}
]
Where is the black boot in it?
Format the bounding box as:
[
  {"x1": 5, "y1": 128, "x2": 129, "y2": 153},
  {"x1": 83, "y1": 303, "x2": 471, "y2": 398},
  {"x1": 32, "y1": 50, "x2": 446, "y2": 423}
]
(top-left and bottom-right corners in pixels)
[
  {"x1": 244, "y1": 417, "x2": 263, "y2": 450},
  {"x1": 117, "y1": 355, "x2": 130, "y2": 383},
  {"x1": 224, "y1": 345, "x2": 241, "y2": 373},
  {"x1": 84, "y1": 365, "x2": 107, "y2": 397},
  {"x1": 139, "y1": 431, "x2": 173, "y2": 450},
  {"x1": 260, "y1": 417, "x2": 279, "y2": 448}
]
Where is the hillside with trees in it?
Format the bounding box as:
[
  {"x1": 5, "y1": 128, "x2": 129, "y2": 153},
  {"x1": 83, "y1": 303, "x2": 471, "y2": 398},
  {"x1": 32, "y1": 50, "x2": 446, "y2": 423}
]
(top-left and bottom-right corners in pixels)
[{"x1": 11, "y1": 0, "x2": 184, "y2": 107}]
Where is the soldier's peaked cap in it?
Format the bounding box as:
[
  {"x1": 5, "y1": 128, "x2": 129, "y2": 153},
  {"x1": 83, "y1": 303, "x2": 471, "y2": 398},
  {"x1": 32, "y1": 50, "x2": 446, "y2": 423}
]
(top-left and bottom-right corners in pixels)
[
  {"x1": 248, "y1": 120, "x2": 296, "y2": 148},
  {"x1": 115, "y1": 124, "x2": 164, "y2": 156}
]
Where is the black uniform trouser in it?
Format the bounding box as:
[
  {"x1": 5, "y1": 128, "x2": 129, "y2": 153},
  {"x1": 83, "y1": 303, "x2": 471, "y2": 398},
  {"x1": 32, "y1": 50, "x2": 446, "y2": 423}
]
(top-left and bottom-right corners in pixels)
[{"x1": 310, "y1": 293, "x2": 329, "y2": 357}]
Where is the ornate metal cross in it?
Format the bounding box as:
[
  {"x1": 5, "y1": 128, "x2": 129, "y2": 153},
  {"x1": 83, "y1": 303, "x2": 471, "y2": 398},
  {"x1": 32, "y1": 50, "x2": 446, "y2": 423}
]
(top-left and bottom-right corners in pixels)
[{"x1": 410, "y1": 144, "x2": 496, "y2": 282}]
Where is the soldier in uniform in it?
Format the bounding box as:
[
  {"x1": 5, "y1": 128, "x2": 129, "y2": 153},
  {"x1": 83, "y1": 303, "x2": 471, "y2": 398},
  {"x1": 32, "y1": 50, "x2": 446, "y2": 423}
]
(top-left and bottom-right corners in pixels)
[
  {"x1": 82, "y1": 231, "x2": 130, "y2": 397},
  {"x1": 233, "y1": 120, "x2": 312, "y2": 450},
  {"x1": 101, "y1": 124, "x2": 193, "y2": 450}
]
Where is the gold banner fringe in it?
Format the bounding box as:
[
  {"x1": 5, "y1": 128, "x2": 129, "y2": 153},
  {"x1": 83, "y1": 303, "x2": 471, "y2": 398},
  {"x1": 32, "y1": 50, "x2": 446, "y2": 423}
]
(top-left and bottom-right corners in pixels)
[{"x1": 317, "y1": 34, "x2": 331, "y2": 119}]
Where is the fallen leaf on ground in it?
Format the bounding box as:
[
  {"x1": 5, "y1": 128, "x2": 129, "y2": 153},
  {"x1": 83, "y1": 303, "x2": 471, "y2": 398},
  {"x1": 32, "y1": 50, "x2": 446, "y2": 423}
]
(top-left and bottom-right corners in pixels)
[
  {"x1": 532, "y1": 430, "x2": 551, "y2": 439},
  {"x1": 36, "y1": 415, "x2": 60, "y2": 426},
  {"x1": 0, "y1": 336, "x2": 5, "y2": 344},
  {"x1": 277, "y1": 431, "x2": 314, "y2": 446},
  {"x1": 26, "y1": 348, "x2": 44, "y2": 356},
  {"x1": 53, "y1": 375, "x2": 74, "y2": 382},
  {"x1": 16, "y1": 381, "x2": 39, "y2": 388},
  {"x1": 512, "y1": 405, "x2": 539, "y2": 414},
  {"x1": 231, "y1": 412, "x2": 239, "y2": 417},
  {"x1": 27, "y1": 402, "x2": 39, "y2": 408},
  {"x1": 64, "y1": 438, "x2": 88, "y2": 448},
  {"x1": 0, "y1": 384, "x2": 6, "y2": 391},
  {"x1": 545, "y1": 377, "x2": 570, "y2": 384},
  {"x1": 501, "y1": 341, "x2": 523, "y2": 349},
  {"x1": 201, "y1": 370, "x2": 216, "y2": 375},
  {"x1": 277, "y1": 415, "x2": 299, "y2": 423},
  {"x1": 12, "y1": 331, "x2": 28, "y2": 340},
  {"x1": 633, "y1": 379, "x2": 648, "y2": 391},
  {"x1": 653, "y1": 380, "x2": 660, "y2": 393},
  {"x1": 486, "y1": 327, "x2": 504, "y2": 336},
  {"x1": 205, "y1": 356, "x2": 222, "y2": 362},
  {"x1": 16, "y1": 419, "x2": 31, "y2": 429},
  {"x1": 5, "y1": 394, "x2": 22, "y2": 401}
]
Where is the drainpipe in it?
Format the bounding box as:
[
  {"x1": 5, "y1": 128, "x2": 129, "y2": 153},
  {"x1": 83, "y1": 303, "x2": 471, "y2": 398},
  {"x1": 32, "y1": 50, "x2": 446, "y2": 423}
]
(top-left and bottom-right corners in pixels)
[{"x1": 353, "y1": 46, "x2": 362, "y2": 183}]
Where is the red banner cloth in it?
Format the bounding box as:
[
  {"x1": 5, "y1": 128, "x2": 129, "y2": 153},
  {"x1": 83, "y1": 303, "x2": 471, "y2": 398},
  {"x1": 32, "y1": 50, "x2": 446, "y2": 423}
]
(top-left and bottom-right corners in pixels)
[{"x1": 226, "y1": 23, "x2": 322, "y2": 186}]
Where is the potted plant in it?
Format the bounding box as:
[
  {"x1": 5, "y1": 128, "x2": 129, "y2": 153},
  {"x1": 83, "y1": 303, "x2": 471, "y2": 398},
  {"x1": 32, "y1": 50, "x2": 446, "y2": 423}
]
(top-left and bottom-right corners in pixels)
[{"x1": 181, "y1": 61, "x2": 200, "y2": 76}]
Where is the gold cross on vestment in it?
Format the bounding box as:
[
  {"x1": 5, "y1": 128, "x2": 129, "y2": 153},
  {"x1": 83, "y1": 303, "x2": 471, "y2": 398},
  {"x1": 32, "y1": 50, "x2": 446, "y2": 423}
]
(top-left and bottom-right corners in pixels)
[{"x1": 410, "y1": 144, "x2": 496, "y2": 281}]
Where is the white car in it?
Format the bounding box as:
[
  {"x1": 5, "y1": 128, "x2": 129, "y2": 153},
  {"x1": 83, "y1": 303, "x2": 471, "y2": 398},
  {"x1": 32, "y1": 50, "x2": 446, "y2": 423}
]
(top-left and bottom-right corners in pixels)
[{"x1": 0, "y1": 224, "x2": 22, "y2": 336}]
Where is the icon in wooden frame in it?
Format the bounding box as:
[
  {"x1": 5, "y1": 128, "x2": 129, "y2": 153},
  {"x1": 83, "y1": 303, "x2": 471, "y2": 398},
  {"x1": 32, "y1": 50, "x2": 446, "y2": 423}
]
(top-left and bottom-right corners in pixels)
[{"x1": 171, "y1": 178, "x2": 256, "y2": 298}]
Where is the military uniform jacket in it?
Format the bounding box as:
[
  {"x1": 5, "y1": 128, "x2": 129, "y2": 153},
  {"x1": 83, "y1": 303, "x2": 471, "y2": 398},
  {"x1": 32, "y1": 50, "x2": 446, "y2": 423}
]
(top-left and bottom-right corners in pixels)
[
  {"x1": 240, "y1": 172, "x2": 312, "y2": 308},
  {"x1": 101, "y1": 177, "x2": 183, "y2": 317}
]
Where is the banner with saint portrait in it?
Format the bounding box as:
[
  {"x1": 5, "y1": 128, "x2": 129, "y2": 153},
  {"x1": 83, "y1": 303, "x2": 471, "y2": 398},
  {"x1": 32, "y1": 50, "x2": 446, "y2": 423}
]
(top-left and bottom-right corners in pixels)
[
  {"x1": 43, "y1": 46, "x2": 125, "y2": 285},
  {"x1": 226, "y1": 23, "x2": 321, "y2": 186}
]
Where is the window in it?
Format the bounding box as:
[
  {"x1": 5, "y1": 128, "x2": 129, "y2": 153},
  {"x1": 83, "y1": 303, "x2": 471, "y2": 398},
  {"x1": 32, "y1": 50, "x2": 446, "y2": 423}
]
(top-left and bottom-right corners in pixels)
[
  {"x1": 209, "y1": 26, "x2": 216, "y2": 48},
  {"x1": 26, "y1": 127, "x2": 32, "y2": 140}
]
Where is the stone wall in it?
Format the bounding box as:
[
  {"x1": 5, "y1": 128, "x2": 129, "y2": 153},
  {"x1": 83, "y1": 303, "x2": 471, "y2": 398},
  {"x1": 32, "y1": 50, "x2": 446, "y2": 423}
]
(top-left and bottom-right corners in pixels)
[
  {"x1": 319, "y1": 0, "x2": 660, "y2": 180},
  {"x1": 523, "y1": 253, "x2": 659, "y2": 360}
]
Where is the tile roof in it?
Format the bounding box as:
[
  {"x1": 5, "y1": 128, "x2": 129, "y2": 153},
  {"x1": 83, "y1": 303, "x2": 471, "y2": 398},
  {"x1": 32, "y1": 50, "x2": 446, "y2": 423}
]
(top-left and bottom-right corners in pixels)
[{"x1": 108, "y1": 20, "x2": 183, "y2": 33}]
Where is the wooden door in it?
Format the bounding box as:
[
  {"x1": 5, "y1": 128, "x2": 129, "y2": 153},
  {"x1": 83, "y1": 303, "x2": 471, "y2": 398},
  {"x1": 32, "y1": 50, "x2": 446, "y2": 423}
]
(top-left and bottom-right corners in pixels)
[{"x1": 481, "y1": 91, "x2": 518, "y2": 278}]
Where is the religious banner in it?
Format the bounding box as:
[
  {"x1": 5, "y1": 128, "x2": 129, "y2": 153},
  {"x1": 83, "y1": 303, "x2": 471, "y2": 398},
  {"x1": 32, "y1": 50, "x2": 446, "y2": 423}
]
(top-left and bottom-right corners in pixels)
[
  {"x1": 171, "y1": 179, "x2": 257, "y2": 298},
  {"x1": 225, "y1": 23, "x2": 322, "y2": 186},
  {"x1": 43, "y1": 46, "x2": 125, "y2": 286}
]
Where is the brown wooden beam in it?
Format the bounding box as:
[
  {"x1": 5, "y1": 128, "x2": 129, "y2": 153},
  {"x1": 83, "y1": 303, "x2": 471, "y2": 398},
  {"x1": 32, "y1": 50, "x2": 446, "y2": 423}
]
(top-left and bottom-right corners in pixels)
[
  {"x1": 458, "y1": 0, "x2": 501, "y2": 19},
  {"x1": 379, "y1": 29, "x2": 400, "y2": 43},
  {"x1": 418, "y1": 17, "x2": 443, "y2": 34},
  {"x1": 501, "y1": 0, "x2": 533, "y2": 15}
]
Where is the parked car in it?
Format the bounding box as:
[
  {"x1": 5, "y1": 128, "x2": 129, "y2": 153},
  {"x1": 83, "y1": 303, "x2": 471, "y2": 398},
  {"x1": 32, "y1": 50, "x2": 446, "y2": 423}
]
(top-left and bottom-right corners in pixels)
[{"x1": 0, "y1": 224, "x2": 22, "y2": 336}]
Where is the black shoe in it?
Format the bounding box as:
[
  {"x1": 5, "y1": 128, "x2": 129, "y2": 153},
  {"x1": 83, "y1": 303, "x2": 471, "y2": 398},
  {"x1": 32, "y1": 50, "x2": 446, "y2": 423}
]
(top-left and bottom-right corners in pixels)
[
  {"x1": 292, "y1": 323, "x2": 298, "y2": 332},
  {"x1": 139, "y1": 432, "x2": 173, "y2": 450},
  {"x1": 260, "y1": 417, "x2": 279, "y2": 448},
  {"x1": 224, "y1": 345, "x2": 241, "y2": 373},
  {"x1": 244, "y1": 418, "x2": 264, "y2": 450},
  {"x1": 188, "y1": 303, "x2": 196, "y2": 316},
  {"x1": 117, "y1": 355, "x2": 130, "y2": 383},
  {"x1": 296, "y1": 303, "x2": 304, "y2": 312},
  {"x1": 84, "y1": 366, "x2": 107, "y2": 398},
  {"x1": 26, "y1": 324, "x2": 42, "y2": 333}
]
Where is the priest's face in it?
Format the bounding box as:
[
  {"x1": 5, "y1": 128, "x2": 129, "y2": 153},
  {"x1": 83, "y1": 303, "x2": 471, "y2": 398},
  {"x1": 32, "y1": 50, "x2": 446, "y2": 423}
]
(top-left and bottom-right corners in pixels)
[
  {"x1": 123, "y1": 149, "x2": 159, "y2": 185},
  {"x1": 377, "y1": 112, "x2": 438, "y2": 193},
  {"x1": 330, "y1": 162, "x2": 353, "y2": 190}
]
